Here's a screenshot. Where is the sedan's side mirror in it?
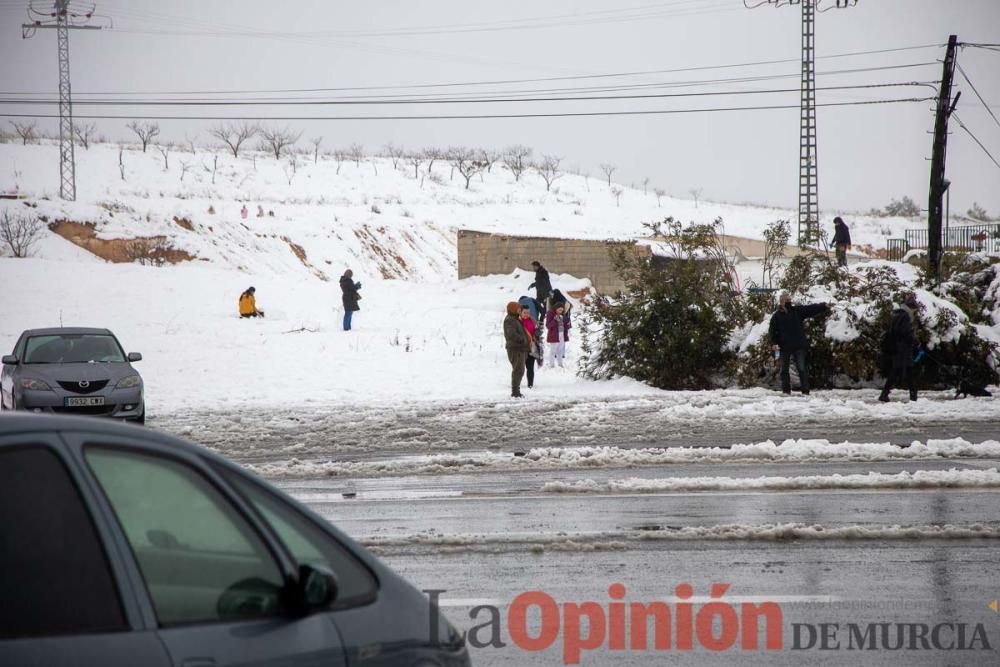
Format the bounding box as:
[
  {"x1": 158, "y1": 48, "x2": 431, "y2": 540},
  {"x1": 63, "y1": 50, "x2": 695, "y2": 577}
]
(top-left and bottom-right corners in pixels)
[
  {"x1": 295, "y1": 564, "x2": 338, "y2": 613},
  {"x1": 127, "y1": 352, "x2": 143, "y2": 362},
  {"x1": 1, "y1": 355, "x2": 18, "y2": 365}
]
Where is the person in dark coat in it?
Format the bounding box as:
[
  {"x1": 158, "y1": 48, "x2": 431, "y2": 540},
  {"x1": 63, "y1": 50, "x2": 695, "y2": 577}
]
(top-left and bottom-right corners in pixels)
[
  {"x1": 340, "y1": 269, "x2": 361, "y2": 331},
  {"x1": 503, "y1": 302, "x2": 531, "y2": 397},
  {"x1": 832, "y1": 216, "x2": 852, "y2": 267},
  {"x1": 528, "y1": 261, "x2": 553, "y2": 319},
  {"x1": 768, "y1": 291, "x2": 830, "y2": 395},
  {"x1": 879, "y1": 292, "x2": 919, "y2": 402}
]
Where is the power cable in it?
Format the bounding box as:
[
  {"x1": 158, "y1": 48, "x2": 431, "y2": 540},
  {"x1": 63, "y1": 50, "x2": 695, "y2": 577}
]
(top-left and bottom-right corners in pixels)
[
  {"x1": 956, "y1": 64, "x2": 1000, "y2": 132},
  {"x1": 0, "y1": 82, "x2": 932, "y2": 107},
  {"x1": 0, "y1": 96, "x2": 935, "y2": 122},
  {"x1": 952, "y1": 113, "x2": 1000, "y2": 172}
]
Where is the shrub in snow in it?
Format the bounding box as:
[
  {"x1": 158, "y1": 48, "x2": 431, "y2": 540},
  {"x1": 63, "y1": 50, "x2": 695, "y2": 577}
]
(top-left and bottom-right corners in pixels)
[
  {"x1": 580, "y1": 218, "x2": 739, "y2": 390},
  {"x1": 0, "y1": 210, "x2": 43, "y2": 258},
  {"x1": 733, "y1": 254, "x2": 999, "y2": 390}
]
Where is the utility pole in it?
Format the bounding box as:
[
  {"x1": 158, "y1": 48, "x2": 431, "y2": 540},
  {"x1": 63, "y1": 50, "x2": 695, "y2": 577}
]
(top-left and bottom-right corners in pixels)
[
  {"x1": 745, "y1": 0, "x2": 858, "y2": 247},
  {"x1": 22, "y1": 1, "x2": 103, "y2": 202},
  {"x1": 927, "y1": 35, "x2": 960, "y2": 283}
]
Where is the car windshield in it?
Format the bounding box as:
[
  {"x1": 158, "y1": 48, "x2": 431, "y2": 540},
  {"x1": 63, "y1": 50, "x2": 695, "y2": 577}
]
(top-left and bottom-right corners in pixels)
[{"x1": 24, "y1": 334, "x2": 126, "y2": 364}]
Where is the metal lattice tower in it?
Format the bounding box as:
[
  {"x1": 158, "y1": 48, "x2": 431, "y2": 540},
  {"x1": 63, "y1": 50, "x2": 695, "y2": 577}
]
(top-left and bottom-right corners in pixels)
[
  {"x1": 55, "y1": 7, "x2": 75, "y2": 201},
  {"x1": 745, "y1": 0, "x2": 858, "y2": 247},
  {"x1": 22, "y1": 1, "x2": 104, "y2": 202},
  {"x1": 798, "y1": 0, "x2": 819, "y2": 246}
]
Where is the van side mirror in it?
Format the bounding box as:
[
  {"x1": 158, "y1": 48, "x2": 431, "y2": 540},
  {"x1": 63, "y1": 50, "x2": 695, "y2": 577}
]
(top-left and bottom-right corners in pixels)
[
  {"x1": 127, "y1": 352, "x2": 143, "y2": 362},
  {"x1": 1, "y1": 355, "x2": 18, "y2": 365}
]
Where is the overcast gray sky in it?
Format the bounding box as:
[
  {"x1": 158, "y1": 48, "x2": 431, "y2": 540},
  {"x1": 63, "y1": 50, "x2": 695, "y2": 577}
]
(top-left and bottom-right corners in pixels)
[{"x1": 1, "y1": 0, "x2": 998, "y2": 215}]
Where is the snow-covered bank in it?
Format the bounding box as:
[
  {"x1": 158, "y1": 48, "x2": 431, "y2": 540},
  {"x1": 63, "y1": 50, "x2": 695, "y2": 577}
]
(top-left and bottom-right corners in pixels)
[
  {"x1": 1, "y1": 257, "x2": 650, "y2": 411},
  {"x1": 541, "y1": 468, "x2": 1000, "y2": 494},
  {"x1": 247, "y1": 438, "x2": 1000, "y2": 479},
  {"x1": 363, "y1": 523, "x2": 1000, "y2": 555}
]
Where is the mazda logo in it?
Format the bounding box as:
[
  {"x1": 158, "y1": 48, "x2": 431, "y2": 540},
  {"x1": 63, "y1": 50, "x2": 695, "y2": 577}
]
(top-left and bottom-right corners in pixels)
[{"x1": 79, "y1": 380, "x2": 90, "y2": 388}]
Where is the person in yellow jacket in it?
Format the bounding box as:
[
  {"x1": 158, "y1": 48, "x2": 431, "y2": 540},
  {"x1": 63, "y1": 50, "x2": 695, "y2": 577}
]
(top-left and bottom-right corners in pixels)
[{"x1": 239, "y1": 286, "x2": 264, "y2": 318}]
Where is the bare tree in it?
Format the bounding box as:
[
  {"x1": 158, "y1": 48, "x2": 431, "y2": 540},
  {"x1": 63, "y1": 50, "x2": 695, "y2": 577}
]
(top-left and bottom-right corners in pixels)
[
  {"x1": 642, "y1": 176, "x2": 650, "y2": 195},
  {"x1": 73, "y1": 122, "x2": 96, "y2": 149},
  {"x1": 10, "y1": 121, "x2": 38, "y2": 145},
  {"x1": 689, "y1": 187, "x2": 704, "y2": 208},
  {"x1": 479, "y1": 148, "x2": 501, "y2": 173},
  {"x1": 209, "y1": 121, "x2": 258, "y2": 158},
  {"x1": 183, "y1": 134, "x2": 198, "y2": 154},
  {"x1": 502, "y1": 145, "x2": 532, "y2": 182},
  {"x1": 118, "y1": 145, "x2": 126, "y2": 181},
  {"x1": 126, "y1": 120, "x2": 160, "y2": 152},
  {"x1": 406, "y1": 152, "x2": 423, "y2": 179},
  {"x1": 347, "y1": 143, "x2": 365, "y2": 167},
  {"x1": 179, "y1": 159, "x2": 192, "y2": 182},
  {"x1": 447, "y1": 146, "x2": 486, "y2": 190},
  {"x1": 333, "y1": 149, "x2": 353, "y2": 174},
  {"x1": 259, "y1": 125, "x2": 302, "y2": 160},
  {"x1": 600, "y1": 162, "x2": 616, "y2": 186},
  {"x1": 310, "y1": 136, "x2": 323, "y2": 164},
  {"x1": 424, "y1": 147, "x2": 443, "y2": 173},
  {"x1": 611, "y1": 186, "x2": 624, "y2": 207},
  {"x1": 210, "y1": 155, "x2": 218, "y2": 184},
  {"x1": 654, "y1": 187, "x2": 666, "y2": 207},
  {"x1": 283, "y1": 157, "x2": 299, "y2": 185},
  {"x1": 0, "y1": 210, "x2": 44, "y2": 258},
  {"x1": 382, "y1": 142, "x2": 405, "y2": 168},
  {"x1": 156, "y1": 143, "x2": 171, "y2": 171},
  {"x1": 535, "y1": 154, "x2": 563, "y2": 192}
]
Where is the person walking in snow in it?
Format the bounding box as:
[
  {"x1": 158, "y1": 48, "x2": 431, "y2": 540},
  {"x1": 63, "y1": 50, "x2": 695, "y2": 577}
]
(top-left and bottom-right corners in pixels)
[
  {"x1": 768, "y1": 291, "x2": 830, "y2": 395},
  {"x1": 240, "y1": 204, "x2": 248, "y2": 220},
  {"x1": 340, "y1": 269, "x2": 362, "y2": 331},
  {"x1": 238, "y1": 286, "x2": 264, "y2": 318},
  {"x1": 832, "y1": 216, "x2": 852, "y2": 267},
  {"x1": 545, "y1": 301, "x2": 571, "y2": 368},
  {"x1": 879, "y1": 292, "x2": 919, "y2": 402},
  {"x1": 504, "y1": 302, "x2": 530, "y2": 397},
  {"x1": 529, "y1": 261, "x2": 553, "y2": 319},
  {"x1": 520, "y1": 305, "x2": 542, "y2": 388}
]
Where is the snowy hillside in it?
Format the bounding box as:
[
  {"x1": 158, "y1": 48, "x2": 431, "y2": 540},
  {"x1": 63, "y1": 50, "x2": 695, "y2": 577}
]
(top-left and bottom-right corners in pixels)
[{"x1": 0, "y1": 140, "x2": 918, "y2": 282}]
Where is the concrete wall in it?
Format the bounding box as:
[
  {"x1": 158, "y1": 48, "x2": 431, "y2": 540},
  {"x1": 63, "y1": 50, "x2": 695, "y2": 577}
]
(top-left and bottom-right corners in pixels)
[{"x1": 457, "y1": 230, "x2": 648, "y2": 293}]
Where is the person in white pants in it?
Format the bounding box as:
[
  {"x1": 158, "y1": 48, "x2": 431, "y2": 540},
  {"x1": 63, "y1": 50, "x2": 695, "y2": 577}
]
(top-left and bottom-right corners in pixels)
[{"x1": 545, "y1": 301, "x2": 571, "y2": 368}]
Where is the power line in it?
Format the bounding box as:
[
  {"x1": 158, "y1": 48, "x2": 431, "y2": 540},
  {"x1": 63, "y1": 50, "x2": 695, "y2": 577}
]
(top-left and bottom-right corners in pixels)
[
  {"x1": 0, "y1": 96, "x2": 934, "y2": 122},
  {"x1": 0, "y1": 54, "x2": 941, "y2": 98},
  {"x1": 956, "y1": 64, "x2": 1000, "y2": 133},
  {"x1": 953, "y1": 113, "x2": 1000, "y2": 173},
  {"x1": 0, "y1": 81, "x2": 932, "y2": 108}
]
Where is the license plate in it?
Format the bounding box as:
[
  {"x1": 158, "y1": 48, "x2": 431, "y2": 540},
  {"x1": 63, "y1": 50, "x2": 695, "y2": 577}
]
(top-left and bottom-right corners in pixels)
[{"x1": 65, "y1": 396, "x2": 105, "y2": 407}]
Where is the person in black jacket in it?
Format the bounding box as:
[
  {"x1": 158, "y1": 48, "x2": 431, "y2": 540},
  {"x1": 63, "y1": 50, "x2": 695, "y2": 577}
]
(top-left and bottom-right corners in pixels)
[
  {"x1": 879, "y1": 292, "x2": 919, "y2": 402},
  {"x1": 528, "y1": 261, "x2": 553, "y2": 319},
  {"x1": 768, "y1": 291, "x2": 830, "y2": 395},
  {"x1": 832, "y1": 216, "x2": 852, "y2": 267},
  {"x1": 340, "y1": 269, "x2": 361, "y2": 331}
]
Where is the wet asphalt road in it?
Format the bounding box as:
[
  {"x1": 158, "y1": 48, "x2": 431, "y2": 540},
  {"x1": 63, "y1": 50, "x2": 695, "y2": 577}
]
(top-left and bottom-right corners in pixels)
[{"x1": 151, "y1": 398, "x2": 1000, "y2": 665}]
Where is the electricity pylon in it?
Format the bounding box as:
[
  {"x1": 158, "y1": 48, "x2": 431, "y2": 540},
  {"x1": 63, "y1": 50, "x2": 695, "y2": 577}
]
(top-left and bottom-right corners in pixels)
[
  {"x1": 22, "y1": 1, "x2": 104, "y2": 201},
  {"x1": 745, "y1": 0, "x2": 858, "y2": 247}
]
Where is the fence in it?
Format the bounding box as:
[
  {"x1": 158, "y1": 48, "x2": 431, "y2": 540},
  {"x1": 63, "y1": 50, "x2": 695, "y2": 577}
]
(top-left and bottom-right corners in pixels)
[{"x1": 904, "y1": 223, "x2": 1000, "y2": 254}]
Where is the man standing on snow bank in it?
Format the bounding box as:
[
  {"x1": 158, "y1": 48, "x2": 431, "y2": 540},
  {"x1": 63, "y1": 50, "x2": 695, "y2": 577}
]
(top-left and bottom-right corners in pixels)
[
  {"x1": 768, "y1": 291, "x2": 830, "y2": 395},
  {"x1": 340, "y1": 269, "x2": 361, "y2": 331},
  {"x1": 239, "y1": 286, "x2": 264, "y2": 318},
  {"x1": 879, "y1": 292, "x2": 919, "y2": 403},
  {"x1": 529, "y1": 261, "x2": 552, "y2": 319},
  {"x1": 504, "y1": 302, "x2": 530, "y2": 398},
  {"x1": 833, "y1": 216, "x2": 852, "y2": 267}
]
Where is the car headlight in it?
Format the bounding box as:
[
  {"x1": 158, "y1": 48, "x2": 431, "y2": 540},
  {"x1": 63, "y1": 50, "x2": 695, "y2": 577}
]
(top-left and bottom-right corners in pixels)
[
  {"x1": 20, "y1": 378, "x2": 52, "y2": 391},
  {"x1": 115, "y1": 375, "x2": 142, "y2": 389}
]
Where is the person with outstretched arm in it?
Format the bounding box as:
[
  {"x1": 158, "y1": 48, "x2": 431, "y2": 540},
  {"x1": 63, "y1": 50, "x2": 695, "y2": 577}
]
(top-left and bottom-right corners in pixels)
[
  {"x1": 528, "y1": 261, "x2": 552, "y2": 319},
  {"x1": 768, "y1": 291, "x2": 830, "y2": 395}
]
